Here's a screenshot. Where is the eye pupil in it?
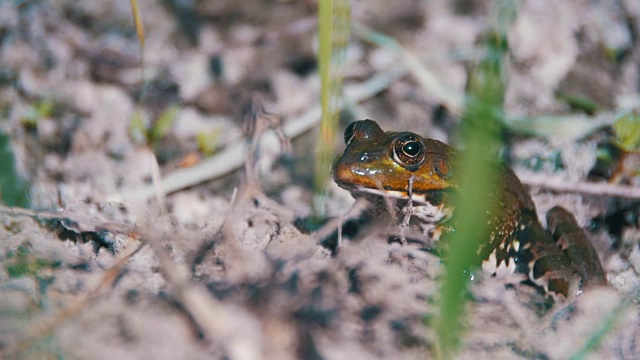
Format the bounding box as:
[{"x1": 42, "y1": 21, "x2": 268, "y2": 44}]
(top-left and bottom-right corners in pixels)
[{"x1": 402, "y1": 141, "x2": 421, "y2": 157}]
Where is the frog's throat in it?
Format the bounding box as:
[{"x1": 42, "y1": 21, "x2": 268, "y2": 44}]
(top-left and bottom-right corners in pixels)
[
  {"x1": 352, "y1": 185, "x2": 453, "y2": 225},
  {"x1": 353, "y1": 185, "x2": 434, "y2": 204}
]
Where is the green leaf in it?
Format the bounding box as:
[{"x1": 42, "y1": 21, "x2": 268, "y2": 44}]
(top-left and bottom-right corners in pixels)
[
  {"x1": 36, "y1": 99, "x2": 56, "y2": 118},
  {"x1": 196, "y1": 128, "x2": 221, "y2": 157},
  {"x1": 557, "y1": 92, "x2": 600, "y2": 114},
  {"x1": 6, "y1": 245, "x2": 61, "y2": 278},
  {"x1": 151, "y1": 105, "x2": 178, "y2": 145},
  {"x1": 20, "y1": 99, "x2": 60, "y2": 129},
  {"x1": 129, "y1": 108, "x2": 149, "y2": 145},
  {"x1": 612, "y1": 111, "x2": 640, "y2": 152}
]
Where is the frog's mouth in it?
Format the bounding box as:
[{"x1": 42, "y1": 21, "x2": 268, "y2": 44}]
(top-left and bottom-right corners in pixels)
[
  {"x1": 349, "y1": 185, "x2": 454, "y2": 224},
  {"x1": 353, "y1": 186, "x2": 432, "y2": 204},
  {"x1": 347, "y1": 183, "x2": 454, "y2": 206}
]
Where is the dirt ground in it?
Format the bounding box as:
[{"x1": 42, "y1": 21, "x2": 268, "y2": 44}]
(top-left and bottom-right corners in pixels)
[{"x1": 1, "y1": 0, "x2": 640, "y2": 359}]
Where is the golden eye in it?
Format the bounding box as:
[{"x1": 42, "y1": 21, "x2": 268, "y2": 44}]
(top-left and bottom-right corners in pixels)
[{"x1": 392, "y1": 133, "x2": 425, "y2": 170}]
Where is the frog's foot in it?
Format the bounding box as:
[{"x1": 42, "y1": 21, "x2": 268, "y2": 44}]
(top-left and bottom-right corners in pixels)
[
  {"x1": 511, "y1": 211, "x2": 582, "y2": 297},
  {"x1": 547, "y1": 206, "x2": 607, "y2": 288}
]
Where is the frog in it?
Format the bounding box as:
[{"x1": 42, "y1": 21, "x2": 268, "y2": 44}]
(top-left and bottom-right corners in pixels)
[{"x1": 331, "y1": 119, "x2": 607, "y2": 297}]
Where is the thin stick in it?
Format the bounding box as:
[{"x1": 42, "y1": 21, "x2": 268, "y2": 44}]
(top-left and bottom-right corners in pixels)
[
  {"x1": 312, "y1": 197, "x2": 368, "y2": 245},
  {"x1": 399, "y1": 175, "x2": 415, "y2": 244},
  {"x1": 518, "y1": 172, "x2": 640, "y2": 199},
  {"x1": 110, "y1": 68, "x2": 406, "y2": 203}
]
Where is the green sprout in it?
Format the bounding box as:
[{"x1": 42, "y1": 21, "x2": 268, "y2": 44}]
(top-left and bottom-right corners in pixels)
[{"x1": 612, "y1": 111, "x2": 640, "y2": 153}]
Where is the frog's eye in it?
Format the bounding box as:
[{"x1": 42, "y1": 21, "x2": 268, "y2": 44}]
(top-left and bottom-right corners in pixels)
[
  {"x1": 344, "y1": 122, "x2": 358, "y2": 145},
  {"x1": 392, "y1": 133, "x2": 425, "y2": 170},
  {"x1": 343, "y1": 120, "x2": 386, "y2": 145}
]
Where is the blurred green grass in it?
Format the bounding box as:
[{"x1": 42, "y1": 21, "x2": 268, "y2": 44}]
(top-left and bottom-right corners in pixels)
[
  {"x1": 0, "y1": 132, "x2": 30, "y2": 208},
  {"x1": 313, "y1": 0, "x2": 350, "y2": 217},
  {"x1": 432, "y1": 4, "x2": 515, "y2": 357},
  {"x1": 432, "y1": 43, "x2": 505, "y2": 360}
]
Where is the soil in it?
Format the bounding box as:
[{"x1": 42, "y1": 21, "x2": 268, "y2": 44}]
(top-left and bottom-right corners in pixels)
[{"x1": 1, "y1": 0, "x2": 639, "y2": 359}]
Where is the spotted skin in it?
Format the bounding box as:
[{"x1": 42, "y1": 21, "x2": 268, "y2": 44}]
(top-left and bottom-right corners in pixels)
[{"x1": 332, "y1": 120, "x2": 606, "y2": 297}]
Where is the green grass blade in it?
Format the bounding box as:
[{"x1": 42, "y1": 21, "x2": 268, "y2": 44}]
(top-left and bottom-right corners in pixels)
[
  {"x1": 568, "y1": 290, "x2": 637, "y2": 360},
  {"x1": 0, "y1": 132, "x2": 30, "y2": 207},
  {"x1": 432, "y1": 2, "x2": 515, "y2": 358},
  {"x1": 313, "y1": 0, "x2": 350, "y2": 215}
]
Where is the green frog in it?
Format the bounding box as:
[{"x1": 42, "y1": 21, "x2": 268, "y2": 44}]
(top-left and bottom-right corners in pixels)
[{"x1": 331, "y1": 119, "x2": 606, "y2": 297}]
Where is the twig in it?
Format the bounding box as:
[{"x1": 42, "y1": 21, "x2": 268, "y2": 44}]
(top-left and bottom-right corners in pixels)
[
  {"x1": 110, "y1": 68, "x2": 406, "y2": 203},
  {"x1": 399, "y1": 175, "x2": 415, "y2": 244},
  {"x1": 353, "y1": 23, "x2": 620, "y2": 141},
  {"x1": 353, "y1": 23, "x2": 465, "y2": 115},
  {"x1": 0, "y1": 204, "x2": 134, "y2": 234},
  {"x1": 518, "y1": 171, "x2": 640, "y2": 199},
  {"x1": 312, "y1": 197, "x2": 369, "y2": 245}
]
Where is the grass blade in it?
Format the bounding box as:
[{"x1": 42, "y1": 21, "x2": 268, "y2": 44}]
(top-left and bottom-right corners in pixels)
[
  {"x1": 432, "y1": 2, "x2": 516, "y2": 357},
  {"x1": 313, "y1": 0, "x2": 351, "y2": 215},
  {"x1": 0, "y1": 132, "x2": 30, "y2": 207}
]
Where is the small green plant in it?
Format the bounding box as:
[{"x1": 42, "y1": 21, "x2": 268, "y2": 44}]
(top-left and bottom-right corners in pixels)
[
  {"x1": 196, "y1": 128, "x2": 222, "y2": 157},
  {"x1": 19, "y1": 99, "x2": 59, "y2": 129},
  {"x1": 612, "y1": 111, "x2": 640, "y2": 153},
  {"x1": 557, "y1": 92, "x2": 600, "y2": 115},
  {"x1": 128, "y1": 105, "x2": 179, "y2": 148},
  {"x1": 6, "y1": 244, "x2": 61, "y2": 278}
]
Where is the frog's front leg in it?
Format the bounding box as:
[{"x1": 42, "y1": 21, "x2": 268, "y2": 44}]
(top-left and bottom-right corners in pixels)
[{"x1": 547, "y1": 206, "x2": 607, "y2": 288}]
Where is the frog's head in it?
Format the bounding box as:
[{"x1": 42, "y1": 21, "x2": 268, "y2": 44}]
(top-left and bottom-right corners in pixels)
[{"x1": 331, "y1": 120, "x2": 457, "y2": 205}]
